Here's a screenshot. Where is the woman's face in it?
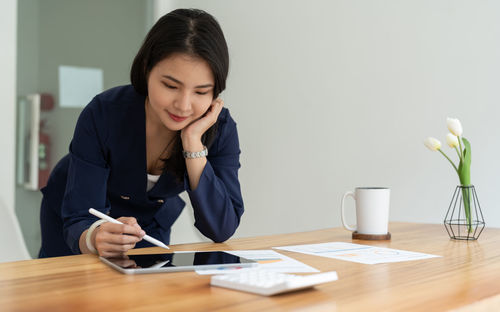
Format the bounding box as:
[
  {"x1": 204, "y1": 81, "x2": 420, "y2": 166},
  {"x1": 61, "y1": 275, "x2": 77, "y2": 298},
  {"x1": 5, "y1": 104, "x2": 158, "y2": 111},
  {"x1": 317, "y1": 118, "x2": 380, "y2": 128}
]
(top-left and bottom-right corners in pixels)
[{"x1": 147, "y1": 53, "x2": 214, "y2": 131}]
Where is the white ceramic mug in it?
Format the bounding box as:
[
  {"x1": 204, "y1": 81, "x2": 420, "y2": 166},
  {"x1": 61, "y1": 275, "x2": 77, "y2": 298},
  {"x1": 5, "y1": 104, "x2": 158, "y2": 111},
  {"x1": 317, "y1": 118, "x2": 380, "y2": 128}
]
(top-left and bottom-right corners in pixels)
[{"x1": 341, "y1": 187, "x2": 390, "y2": 235}]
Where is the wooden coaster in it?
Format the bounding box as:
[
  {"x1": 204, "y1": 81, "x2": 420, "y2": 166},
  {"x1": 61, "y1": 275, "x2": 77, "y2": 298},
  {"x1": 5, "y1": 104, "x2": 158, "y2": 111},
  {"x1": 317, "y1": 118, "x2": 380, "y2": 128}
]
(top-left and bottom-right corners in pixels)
[{"x1": 352, "y1": 231, "x2": 391, "y2": 240}]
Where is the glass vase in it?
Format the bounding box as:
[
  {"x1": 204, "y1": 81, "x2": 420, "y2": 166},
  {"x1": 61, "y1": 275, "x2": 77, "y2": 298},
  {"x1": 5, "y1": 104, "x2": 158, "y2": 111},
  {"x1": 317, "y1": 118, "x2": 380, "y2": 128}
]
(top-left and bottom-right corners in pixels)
[{"x1": 444, "y1": 185, "x2": 485, "y2": 240}]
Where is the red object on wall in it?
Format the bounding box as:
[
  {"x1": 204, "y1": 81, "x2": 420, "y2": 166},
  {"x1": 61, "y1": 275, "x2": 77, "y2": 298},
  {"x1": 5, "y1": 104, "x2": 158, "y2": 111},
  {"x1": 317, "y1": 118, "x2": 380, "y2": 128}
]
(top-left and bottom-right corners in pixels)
[
  {"x1": 38, "y1": 121, "x2": 50, "y2": 189},
  {"x1": 38, "y1": 93, "x2": 54, "y2": 189},
  {"x1": 40, "y1": 93, "x2": 55, "y2": 111}
]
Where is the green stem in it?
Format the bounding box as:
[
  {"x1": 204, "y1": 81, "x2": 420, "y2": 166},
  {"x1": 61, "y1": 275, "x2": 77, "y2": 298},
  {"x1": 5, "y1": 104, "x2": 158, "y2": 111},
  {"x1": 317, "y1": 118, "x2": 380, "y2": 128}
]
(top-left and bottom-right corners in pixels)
[
  {"x1": 458, "y1": 136, "x2": 464, "y2": 160},
  {"x1": 454, "y1": 147, "x2": 461, "y2": 159},
  {"x1": 438, "y1": 149, "x2": 458, "y2": 173},
  {"x1": 460, "y1": 187, "x2": 473, "y2": 234},
  {"x1": 458, "y1": 137, "x2": 472, "y2": 233}
]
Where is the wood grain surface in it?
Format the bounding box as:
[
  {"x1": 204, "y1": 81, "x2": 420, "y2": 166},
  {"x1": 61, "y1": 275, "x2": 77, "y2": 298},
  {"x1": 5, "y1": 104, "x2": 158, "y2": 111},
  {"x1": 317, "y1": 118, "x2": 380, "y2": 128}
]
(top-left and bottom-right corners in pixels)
[{"x1": 0, "y1": 222, "x2": 499, "y2": 312}]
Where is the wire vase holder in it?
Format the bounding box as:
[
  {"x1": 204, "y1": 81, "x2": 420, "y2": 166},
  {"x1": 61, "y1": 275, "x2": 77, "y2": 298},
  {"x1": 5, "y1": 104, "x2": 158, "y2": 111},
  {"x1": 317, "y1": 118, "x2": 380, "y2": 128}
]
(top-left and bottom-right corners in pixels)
[{"x1": 444, "y1": 185, "x2": 485, "y2": 240}]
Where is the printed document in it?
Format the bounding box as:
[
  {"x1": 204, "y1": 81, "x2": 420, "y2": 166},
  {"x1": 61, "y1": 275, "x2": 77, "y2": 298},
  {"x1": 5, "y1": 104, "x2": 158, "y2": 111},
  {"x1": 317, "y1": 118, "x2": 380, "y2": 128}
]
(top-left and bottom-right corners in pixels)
[{"x1": 274, "y1": 242, "x2": 440, "y2": 264}]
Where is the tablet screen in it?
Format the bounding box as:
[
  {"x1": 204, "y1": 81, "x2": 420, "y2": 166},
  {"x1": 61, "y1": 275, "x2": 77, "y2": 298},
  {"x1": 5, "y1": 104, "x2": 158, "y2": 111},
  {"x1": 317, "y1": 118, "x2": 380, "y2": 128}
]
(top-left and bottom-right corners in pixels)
[{"x1": 103, "y1": 251, "x2": 255, "y2": 270}]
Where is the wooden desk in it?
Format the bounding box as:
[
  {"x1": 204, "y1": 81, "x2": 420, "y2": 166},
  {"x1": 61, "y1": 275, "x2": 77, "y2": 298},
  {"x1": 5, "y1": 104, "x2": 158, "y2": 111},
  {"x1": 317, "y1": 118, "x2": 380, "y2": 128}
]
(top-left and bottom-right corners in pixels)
[{"x1": 1, "y1": 222, "x2": 499, "y2": 311}]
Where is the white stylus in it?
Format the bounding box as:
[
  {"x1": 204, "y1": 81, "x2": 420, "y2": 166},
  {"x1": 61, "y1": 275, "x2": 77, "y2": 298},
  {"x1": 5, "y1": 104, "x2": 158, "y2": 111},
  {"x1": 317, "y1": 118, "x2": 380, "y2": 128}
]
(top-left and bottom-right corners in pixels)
[{"x1": 88, "y1": 208, "x2": 170, "y2": 249}]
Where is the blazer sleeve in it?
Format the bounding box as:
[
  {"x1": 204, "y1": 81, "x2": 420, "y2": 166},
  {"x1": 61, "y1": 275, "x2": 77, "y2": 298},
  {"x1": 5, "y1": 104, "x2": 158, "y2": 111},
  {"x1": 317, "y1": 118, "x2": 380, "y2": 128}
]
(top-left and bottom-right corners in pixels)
[
  {"x1": 61, "y1": 98, "x2": 110, "y2": 254},
  {"x1": 185, "y1": 109, "x2": 244, "y2": 242}
]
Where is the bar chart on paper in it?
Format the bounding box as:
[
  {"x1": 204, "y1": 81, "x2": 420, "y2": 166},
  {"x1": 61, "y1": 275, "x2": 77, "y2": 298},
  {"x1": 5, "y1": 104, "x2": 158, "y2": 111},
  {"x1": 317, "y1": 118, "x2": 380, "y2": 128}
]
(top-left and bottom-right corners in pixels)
[{"x1": 274, "y1": 242, "x2": 440, "y2": 264}]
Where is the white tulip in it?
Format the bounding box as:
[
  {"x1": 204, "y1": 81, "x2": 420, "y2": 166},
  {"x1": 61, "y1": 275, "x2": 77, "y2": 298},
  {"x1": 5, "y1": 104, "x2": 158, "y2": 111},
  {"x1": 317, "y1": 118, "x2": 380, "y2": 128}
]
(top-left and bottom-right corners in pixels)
[
  {"x1": 446, "y1": 133, "x2": 459, "y2": 148},
  {"x1": 424, "y1": 137, "x2": 442, "y2": 151},
  {"x1": 447, "y1": 117, "x2": 463, "y2": 137}
]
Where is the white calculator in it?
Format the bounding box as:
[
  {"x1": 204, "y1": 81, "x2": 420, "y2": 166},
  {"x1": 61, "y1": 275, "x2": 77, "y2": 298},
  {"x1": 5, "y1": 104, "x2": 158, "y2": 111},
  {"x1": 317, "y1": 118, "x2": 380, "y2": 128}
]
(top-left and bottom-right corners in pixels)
[{"x1": 210, "y1": 270, "x2": 338, "y2": 296}]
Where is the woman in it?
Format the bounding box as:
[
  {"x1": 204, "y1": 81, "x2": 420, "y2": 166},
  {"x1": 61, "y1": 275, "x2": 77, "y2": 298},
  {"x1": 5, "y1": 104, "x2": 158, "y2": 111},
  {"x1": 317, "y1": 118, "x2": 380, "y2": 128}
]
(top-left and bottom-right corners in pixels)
[{"x1": 39, "y1": 9, "x2": 244, "y2": 258}]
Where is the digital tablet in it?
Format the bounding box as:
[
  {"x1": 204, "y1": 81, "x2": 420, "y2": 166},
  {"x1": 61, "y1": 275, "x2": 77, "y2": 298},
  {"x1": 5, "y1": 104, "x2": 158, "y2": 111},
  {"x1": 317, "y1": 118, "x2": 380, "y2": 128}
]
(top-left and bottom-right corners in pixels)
[{"x1": 100, "y1": 251, "x2": 257, "y2": 274}]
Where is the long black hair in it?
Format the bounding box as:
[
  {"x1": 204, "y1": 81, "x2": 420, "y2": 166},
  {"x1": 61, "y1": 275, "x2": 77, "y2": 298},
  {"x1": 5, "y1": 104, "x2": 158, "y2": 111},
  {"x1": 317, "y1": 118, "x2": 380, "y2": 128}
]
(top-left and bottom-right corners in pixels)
[{"x1": 130, "y1": 9, "x2": 229, "y2": 181}]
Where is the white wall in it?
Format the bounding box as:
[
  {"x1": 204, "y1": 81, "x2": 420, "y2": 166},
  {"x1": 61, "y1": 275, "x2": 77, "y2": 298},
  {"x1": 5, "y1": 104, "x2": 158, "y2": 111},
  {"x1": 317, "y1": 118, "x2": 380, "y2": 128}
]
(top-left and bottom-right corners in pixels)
[
  {"x1": 0, "y1": 0, "x2": 29, "y2": 262},
  {"x1": 0, "y1": 0, "x2": 17, "y2": 213},
  {"x1": 156, "y1": 0, "x2": 500, "y2": 243}
]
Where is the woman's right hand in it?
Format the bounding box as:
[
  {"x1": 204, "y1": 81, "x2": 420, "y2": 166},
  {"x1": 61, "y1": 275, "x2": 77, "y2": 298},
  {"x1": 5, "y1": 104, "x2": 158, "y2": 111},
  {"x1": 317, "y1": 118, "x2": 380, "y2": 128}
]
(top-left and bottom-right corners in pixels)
[{"x1": 93, "y1": 217, "x2": 145, "y2": 258}]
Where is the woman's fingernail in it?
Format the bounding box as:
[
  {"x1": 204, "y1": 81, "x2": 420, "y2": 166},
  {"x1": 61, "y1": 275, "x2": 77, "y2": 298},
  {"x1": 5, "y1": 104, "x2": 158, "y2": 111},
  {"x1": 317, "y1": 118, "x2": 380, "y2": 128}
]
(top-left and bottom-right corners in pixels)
[{"x1": 140, "y1": 230, "x2": 145, "y2": 236}]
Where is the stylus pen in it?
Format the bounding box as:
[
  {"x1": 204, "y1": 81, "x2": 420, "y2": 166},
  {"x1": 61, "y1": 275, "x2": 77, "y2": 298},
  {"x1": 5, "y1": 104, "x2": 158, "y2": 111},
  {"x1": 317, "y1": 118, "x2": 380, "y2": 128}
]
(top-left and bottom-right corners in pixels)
[
  {"x1": 150, "y1": 260, "x2": 170, "y2": 269},
  {"x1": 88, "y1": 208, "x2": 170, "y2": 249}
]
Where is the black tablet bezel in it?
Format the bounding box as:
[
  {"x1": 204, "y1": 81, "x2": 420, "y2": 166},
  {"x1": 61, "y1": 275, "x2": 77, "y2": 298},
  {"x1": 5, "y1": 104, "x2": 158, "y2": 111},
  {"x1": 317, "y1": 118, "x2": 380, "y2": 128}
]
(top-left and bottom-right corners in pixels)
[{"x1": 100, "y1": 251, "x2": 257, "y2": 274}]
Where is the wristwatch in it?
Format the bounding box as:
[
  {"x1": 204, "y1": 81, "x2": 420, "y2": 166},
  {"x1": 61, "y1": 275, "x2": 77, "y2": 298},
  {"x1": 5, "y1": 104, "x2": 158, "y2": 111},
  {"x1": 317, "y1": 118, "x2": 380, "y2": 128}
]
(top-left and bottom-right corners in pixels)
[{"x1": 182, "y1": 146, "x2": 208, "y2": 159}]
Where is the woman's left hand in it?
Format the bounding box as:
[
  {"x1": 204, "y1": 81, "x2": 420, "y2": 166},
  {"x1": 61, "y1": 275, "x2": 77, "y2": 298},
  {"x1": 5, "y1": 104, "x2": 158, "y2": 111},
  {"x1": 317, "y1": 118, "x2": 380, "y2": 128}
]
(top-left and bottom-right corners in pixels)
[{"x1": 181, "y1": 98, "x2": 224, "y2": 147}]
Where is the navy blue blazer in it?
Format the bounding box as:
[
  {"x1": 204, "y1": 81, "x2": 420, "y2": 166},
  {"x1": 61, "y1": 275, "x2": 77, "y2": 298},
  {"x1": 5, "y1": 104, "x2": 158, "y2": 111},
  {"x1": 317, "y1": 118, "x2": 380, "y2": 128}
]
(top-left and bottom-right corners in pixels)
[{"x1": 39, "y1": 85, "x2": 244, "y2": 257}]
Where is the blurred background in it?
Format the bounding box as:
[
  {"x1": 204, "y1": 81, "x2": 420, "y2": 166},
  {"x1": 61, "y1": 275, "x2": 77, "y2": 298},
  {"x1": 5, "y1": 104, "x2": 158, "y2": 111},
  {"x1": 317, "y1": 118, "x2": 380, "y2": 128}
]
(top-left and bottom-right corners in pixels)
[{"x1": 1, "y1": 0, "x2": 499, "y2": 259}]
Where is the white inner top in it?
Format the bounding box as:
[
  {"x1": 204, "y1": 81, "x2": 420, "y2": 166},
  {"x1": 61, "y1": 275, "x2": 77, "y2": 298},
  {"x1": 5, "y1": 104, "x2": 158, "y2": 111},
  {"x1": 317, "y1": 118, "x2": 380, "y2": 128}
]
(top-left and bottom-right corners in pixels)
[{"x1": 147, "y1": 173, "x2": 160, "y2": 192}]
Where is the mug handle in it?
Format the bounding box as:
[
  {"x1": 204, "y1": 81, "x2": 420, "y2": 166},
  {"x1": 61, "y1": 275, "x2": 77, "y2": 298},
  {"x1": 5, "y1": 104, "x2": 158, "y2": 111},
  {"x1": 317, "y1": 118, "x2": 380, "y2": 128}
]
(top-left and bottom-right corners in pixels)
[{"x1": 341, "y1": 191, "x2": 356, "y2": 231}]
